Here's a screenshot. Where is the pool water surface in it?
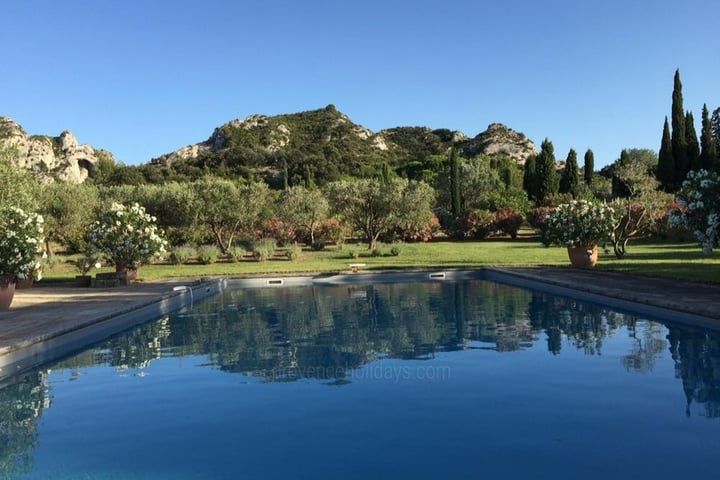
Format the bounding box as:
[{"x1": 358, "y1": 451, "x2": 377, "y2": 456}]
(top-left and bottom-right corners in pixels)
[{"x1": 1, "y1": 279, "x2": 719, "y2": 479}]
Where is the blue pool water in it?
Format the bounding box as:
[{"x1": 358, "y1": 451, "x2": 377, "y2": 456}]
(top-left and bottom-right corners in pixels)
[{"x1": 2, "y1": 279, "x2": 719, "y2": 479}]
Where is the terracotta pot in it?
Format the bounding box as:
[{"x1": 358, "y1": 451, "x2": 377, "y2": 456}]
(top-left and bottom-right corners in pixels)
[
  {"x1": 15, "y1": 276, "x2": 34, "y2": 289},
  {"x1": 567, "y1": 245, "x2": 598, "y2": 268},
  {"x1": 115, "y1": 262, "x2": 138, "y2": 283},
  {"x1": 0, "y1": 275, "x2": 16, "y2": 310}
]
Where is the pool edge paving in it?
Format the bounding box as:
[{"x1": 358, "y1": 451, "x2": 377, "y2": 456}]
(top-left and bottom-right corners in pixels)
[
  {"x1": 0, "y1": 277, "x2": 224, "y2": 381},
  {"x1": 0, "y1": 268, "x2": 718, "y2": 380},
  {"x1": 485, "y1": 267, "x2": 720, "y2": 329}
]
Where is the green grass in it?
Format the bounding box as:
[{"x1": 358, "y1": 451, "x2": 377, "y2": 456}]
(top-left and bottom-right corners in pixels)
[{"x1": 39, "y1": 239, "x2": 720, "y2": 285}]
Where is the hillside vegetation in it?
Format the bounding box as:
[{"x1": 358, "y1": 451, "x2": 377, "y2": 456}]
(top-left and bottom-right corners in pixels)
[{"x1": 131, "y1": 105, "x2": 536, "y2": 186}]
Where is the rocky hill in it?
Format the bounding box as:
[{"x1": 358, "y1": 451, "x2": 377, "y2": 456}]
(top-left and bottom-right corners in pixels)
[
  {"x1": 2, "y1": 106, "x2": 537, "y2": 185},
  {"x1": 149, "y1": 105, "x2": 537, "y2": 185},
  {"x1": 459, "y1": 123, "x2": 537, "y2": 162},
  {"x1": 0, "y1": 117, "x2": 109, "y2": 184}
]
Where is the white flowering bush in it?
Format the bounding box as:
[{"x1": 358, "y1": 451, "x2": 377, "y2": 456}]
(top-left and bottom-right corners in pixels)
[
  {"x1": 544, "y1": 200, "x2": 616, "y2": 247},
  {"x1": 87, "y1": 202, "x2": 168, "y2": 268},
  {"x1": 669, "y1": 169, "x2": 720, "y2": 254},
  {"x1": 0, "y1": 206, "x2": 45, "y2": 280}
]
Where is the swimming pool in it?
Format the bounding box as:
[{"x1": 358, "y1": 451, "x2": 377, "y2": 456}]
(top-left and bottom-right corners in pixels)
[{"x1": 2, "y1": 278, "x2": 719, "y2": 479}]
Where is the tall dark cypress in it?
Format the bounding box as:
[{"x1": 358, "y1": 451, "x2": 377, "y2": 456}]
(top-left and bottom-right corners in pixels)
[
  {"x1": 685, "y1": 111, "x2": 700, "y2": 172},
  {"x1": 559, "y1": 148, "x2": 579, "y2": 197},
  {"x1": 523, "y1": 154, "x2": 538, "y2": 202},
  {"x1": 283, "y1": 157, "x2": 289, "y2": 190},
  {"x1": 449, "y1": 147, "x2": 461, "y2": 215},
  {"x1": 612, "y1": 149, "x2": 631, "y2": 197},
  {"x1": 658, "y1": 117, "x2": 675, "y2": 192},
  {"x1": 712, "y1": 107, "x2": 720, "y2": 151},
  {"x1": 535, "y1": 139, "x2": 559, "y2": 204},
  {"x1": 700, "y1": 104, "x2": 718, "y2": 170},
  {"x1": 583, "y1": 149, "x2": 594, "y2": 185},
  {"x1": 671, "y1": 69, "x2": 687, "y2": 187}
]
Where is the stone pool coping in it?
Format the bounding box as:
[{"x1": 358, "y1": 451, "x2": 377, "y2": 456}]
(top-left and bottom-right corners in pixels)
[{"x1": 1, "y1": 267, "x2": 719, "y2": 380}]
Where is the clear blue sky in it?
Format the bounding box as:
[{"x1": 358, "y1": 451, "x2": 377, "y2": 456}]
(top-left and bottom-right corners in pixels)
[{"x1": 2, "y1": 0, "x2": 718, "y2": 169}]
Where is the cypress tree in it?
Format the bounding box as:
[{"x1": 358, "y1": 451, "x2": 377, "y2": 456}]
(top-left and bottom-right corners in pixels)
[
  {"x1": 304, "y1": 164, "x2": 315, "y2": 188},
  {"x1": 559, "y1": 148, "x2": 579, "y2": 197},
  {"x1": 381, "y1": 162, "x2": 392, "y2": 183},
  {"x1": 523, "y1": 154, "x2": 538, "y2": 202},
  {"x1": 671, "y1": 69, "x2": 687, "y2": 187},
  {"x1": 535, "y1": 139, "x2": 559, "y2": 204},
  {"x1": 612, "y1": 149, "x2": 631, "y2": 197},
  {"x1": 658, "y1": 117, "x2": 675, "y2": 191},
  {"x1": 449, "y1": 147, "x2": 461, "y2": 215},
  {"x1": 685, "y1": 111, "x2": 700, "y2": 172},
  {"x1": 700, "y1": 104, "x2": 718, "y2": 170},
  {"x1": 712, "y1": 107, "x2": 720, "y2": 151},
  {"x1": 583, "y1": 149, "x2": 594, "y2": 185},
  {"x1": 283, "y1": 157, "x2": 289, "y2": 190}
]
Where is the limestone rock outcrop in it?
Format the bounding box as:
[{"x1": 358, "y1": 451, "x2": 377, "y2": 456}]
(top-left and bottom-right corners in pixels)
[
  {"x1": 459, "y1": 123, "x2": 537, "y2": 164},
  {"x1": 0, "y1": 117, "x2": 107, "y2": 183}
]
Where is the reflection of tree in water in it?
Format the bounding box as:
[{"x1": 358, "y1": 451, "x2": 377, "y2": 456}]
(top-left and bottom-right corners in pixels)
[
  {"x1": 0, "y1": 371, "x2": 49, "y2": 479},
  {"x1": 163, "y1": 281, "x2": 538, "y2": 381},
  {"x1": 4, "y1": 280, "x2": 720, "y2": 476},
  {"x1": 455, "y1": 281, "x2": 536, "y2": 352},
  {"x1": 527, "y1": 292, "x2": 626, "y2": 355},
  {"x1": 55, "y1": 316, "x2": 172, "y2": 373},
  {"x1": 35, "y1": 281, "x2": 720, "y2": 420},
  {"x1": 622, "y1": 319, "x2": 667, "y2": 373},
  {"x1": 667, "y1": 326, "x2": 720, "y2": 418}
]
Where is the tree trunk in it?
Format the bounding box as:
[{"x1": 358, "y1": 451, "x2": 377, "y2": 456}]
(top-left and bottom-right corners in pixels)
[{"x1": 613, "y1": 238, "x2": 628, "y2": 259}]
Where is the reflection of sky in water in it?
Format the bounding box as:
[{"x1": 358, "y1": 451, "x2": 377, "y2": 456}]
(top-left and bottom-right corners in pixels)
[{"x1": 2, "y1": 280, "x2": 720, "y2": 479}]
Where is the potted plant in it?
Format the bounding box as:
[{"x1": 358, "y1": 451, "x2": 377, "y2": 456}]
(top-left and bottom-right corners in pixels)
[
  {"x1": 73, "y1": 254, "x2": 101, "y2": 287},
  {"x1": 543, "y1": 199, "x2": 616, "y2": 267},
  {"x1": 86, "y1": 202, "x2": 168, "y2": 282},
  {"x1": 0, "y1": 206, "x2": 44, "y2": 309}
]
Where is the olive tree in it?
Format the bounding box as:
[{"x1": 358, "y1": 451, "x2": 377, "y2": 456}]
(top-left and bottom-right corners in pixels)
[
  {"x1": 326, "y1": 178, "x2": 434, "y2": 249},
  {"x1": 192, "y1": 178, "x2": 275, "y2": 253},
  {"x1": 277, "y1": 186, "x2": 329, "y2": 244},
  {"x1": 38, "y1": 182, "x2": 99, "y2": 253},
  {"x1": 0, "y1": 145, "x2": 40, "y2": 212},
  {"x1": 610, "y1": 160, "x2": 668, "y2": 258},
  {"x1": 133, "y1": 182, "x2": 198, "y2": 245}
]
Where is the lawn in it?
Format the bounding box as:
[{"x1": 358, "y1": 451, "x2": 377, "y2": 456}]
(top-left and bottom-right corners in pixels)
[{"x1": 40, "y1": 239, "x2": 720, "y2": 285}]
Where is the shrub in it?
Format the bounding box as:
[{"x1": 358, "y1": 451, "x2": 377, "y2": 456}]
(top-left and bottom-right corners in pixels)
[
  {"x1": 86, "y1": 202, "x2": 168, "y2": 268},
  {"x1": 493, "y1": 209, "x2": 524, "y2": 239},
  {"x1": 285, "y1": 245, "x2": 302, "y2": 261},
  {"x1": 669, "y1": 169, "x2": 720, "y2": 254},
  {"x1": 526, "y1": 206, "x2": 556, "y2": 231},
  {"x1": 317, "y1": 218, "x2": 347, "y2": 246},
  {"x1": 347, "y1": 248, "x2": 360, "y2": 259},
  {"x1": 544, "y1": 200, "x2": 616, "y2": 247},
  {"x1": 0, "y1": 206, "x2": 45, "y2": 280},
  {"x1": 252, "y1": 239, "x2": 276, "y2": 261},
  {"x1": 260, "y1": 218, "x2": 295, "y2": 247},
  {"x1": 73, "y1": 253, "x2": 101, "y2": 275},
  {"x1": 196, "y1": 245, "x2": 221, "y2": 264},
  {"x1": 170, "y1": 245, "x2": 196, "y2": 265},
  {"x1": 310, "y1": 240, "x2": 326, "y2": 251},
  {"x1": 464, "y1": 209, "x2": 496, "y2": 240},
  {"x1": 371, "y1": 245, "x2": 385, "y2": 257},
  {"x1": 390, "y1": 243, "x2": 402, "y2": 256},
  {"x1": 227, "y1": 245, "x2": 246, "y2": 262},
  {"x1": 393, "y1": 213, "x2": 441, "y2": 242}
]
